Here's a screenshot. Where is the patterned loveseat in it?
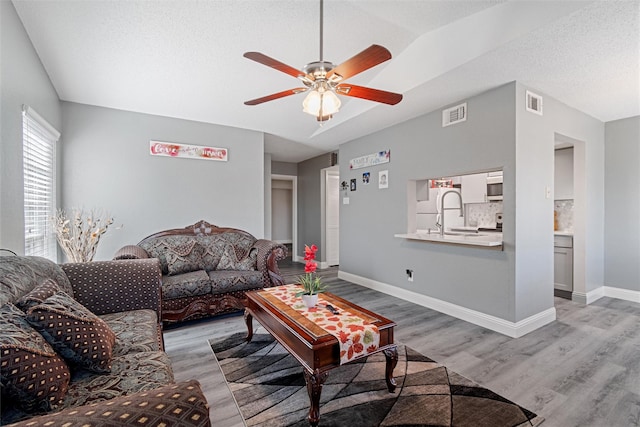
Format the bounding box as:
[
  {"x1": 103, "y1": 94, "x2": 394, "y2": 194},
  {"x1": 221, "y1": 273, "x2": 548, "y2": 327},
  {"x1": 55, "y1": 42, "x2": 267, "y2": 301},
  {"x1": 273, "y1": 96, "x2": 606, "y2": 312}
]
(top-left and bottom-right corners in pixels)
[
  {"x1": 114, "y1": 220, "x2": 287, "y2": 324},
  {"x1": 0, "y1": 255, "x2": 210, "y2": 426}
]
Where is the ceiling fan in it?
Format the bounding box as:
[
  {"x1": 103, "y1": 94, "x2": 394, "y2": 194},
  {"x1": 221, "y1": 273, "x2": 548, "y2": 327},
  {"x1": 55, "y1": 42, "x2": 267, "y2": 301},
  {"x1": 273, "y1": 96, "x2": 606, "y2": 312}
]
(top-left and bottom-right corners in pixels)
[{"x1": 243, "y1": 0, "x2": 403, "y2": 123}]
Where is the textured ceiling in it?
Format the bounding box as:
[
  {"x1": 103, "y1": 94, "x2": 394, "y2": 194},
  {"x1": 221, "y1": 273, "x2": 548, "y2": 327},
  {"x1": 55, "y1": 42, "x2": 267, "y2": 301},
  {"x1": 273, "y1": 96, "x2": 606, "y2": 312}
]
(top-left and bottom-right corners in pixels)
[{"x1": 12, "y1": 0, "x2": 640, "y2": 162}]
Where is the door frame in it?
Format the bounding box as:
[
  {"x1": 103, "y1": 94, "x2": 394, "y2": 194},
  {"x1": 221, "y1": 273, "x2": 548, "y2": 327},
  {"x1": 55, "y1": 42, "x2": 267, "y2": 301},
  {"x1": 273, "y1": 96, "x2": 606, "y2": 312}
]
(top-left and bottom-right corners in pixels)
[
  {"x1": 554, "y1": 133, "x2": 585, "y2": 303},
  {"x1": 271, "y1": 174, "x2": 297, "y2": 264},
  {"x1": 320, "y1": 165, "x2": 339, "y2": 268}
]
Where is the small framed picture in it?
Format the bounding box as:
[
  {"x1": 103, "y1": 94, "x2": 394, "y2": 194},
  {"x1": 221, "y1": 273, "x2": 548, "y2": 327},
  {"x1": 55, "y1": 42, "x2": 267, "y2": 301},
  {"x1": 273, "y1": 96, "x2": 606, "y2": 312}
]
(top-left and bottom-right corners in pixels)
[
  {"x1": 379, "y1": 170, "x2": 388, "y2": 189},
  {"x1": 350, "y1": 179, "x2": 357, "y2": 191},
  {"x1": 362, "y1": 172, "x2": 370, "y2": 184}
]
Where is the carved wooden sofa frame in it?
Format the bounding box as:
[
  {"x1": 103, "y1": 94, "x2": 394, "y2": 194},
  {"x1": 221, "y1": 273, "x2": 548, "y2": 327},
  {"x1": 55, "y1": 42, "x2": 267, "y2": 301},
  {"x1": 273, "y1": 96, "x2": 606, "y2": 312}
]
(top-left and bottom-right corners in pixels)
[{"x1": 114, "y1": 220, "x2": 287, "y2": 324}]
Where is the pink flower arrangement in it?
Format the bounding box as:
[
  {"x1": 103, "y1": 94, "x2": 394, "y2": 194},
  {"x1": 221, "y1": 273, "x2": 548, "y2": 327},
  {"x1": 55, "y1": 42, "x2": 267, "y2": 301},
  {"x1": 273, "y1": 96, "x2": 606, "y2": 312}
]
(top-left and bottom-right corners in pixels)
[{"x1": 297, "y1": 244, "x2": 326, "y2": 296}]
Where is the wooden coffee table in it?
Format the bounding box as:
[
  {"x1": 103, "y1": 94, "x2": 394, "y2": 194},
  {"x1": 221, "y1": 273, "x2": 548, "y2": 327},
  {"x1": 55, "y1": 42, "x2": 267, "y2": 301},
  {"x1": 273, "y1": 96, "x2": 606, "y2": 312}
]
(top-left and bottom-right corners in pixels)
[{"x1": 244, "y1": 289, "x2": 397, "y2": 427}]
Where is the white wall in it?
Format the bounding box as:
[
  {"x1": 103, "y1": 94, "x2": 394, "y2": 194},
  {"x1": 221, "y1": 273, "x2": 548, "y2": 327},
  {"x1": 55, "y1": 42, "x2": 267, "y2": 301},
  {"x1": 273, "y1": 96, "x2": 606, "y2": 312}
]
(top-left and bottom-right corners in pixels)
[
  {"x1": 0, "y1": 1, "x2": 62, "y2": 254},
  {"x1": 604, "y1": 116, "x2": 640, "y2": 293},
  {"x1": 61, "y1": 102, "x2": 265, "y2": 260}
]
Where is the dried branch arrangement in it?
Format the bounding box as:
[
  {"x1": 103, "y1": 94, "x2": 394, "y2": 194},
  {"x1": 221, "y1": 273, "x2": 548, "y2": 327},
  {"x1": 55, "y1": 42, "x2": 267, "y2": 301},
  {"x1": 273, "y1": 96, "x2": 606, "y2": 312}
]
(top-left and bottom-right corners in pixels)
[{"x1": 52, "y1": 208, "x2": 114, "y2": 262}]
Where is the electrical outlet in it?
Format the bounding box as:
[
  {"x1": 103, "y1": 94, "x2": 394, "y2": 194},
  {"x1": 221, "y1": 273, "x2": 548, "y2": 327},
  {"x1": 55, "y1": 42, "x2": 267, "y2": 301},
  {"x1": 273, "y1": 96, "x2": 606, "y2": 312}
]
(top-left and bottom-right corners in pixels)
[{"x1": 406, "y1": 269, "x2": 414, "y2": 282}]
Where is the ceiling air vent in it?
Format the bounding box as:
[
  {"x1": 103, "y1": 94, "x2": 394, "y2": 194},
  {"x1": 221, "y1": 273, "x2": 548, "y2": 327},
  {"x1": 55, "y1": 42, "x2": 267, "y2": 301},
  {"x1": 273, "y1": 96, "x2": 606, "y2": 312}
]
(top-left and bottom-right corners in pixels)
[
  {"x1": 526, "y1": 91, "x2": 543, "y2": 115},
  {"x1": 442, "y1": 103, "x2": 467, "y2": 127}
]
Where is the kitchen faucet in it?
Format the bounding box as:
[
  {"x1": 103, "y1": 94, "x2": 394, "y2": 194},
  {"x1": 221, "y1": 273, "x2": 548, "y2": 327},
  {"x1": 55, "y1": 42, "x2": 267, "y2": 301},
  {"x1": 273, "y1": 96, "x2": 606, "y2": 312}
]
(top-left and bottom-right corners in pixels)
[{"x1": 439, "y1": 190, "x2": 464, "y2": 236}]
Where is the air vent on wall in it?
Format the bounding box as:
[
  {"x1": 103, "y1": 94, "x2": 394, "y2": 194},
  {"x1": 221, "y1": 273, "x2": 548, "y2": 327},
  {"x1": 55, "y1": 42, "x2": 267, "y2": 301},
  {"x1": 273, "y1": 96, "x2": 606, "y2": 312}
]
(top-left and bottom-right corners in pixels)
[
  {"x1": 526, "y1": 91, "x2": 543, "y2": 115},
  {"x1": 442, "y1": 103, "x2": 467, "y2": 127},
  {"x1": 329, "y1": 152, "x2": 338, "y2": 166}
]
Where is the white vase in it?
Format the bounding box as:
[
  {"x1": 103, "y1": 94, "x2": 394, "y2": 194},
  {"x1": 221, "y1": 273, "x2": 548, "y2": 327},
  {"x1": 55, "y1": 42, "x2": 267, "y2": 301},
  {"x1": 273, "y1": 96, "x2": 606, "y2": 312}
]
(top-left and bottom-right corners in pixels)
[{"x1": 301, "y1": 294, "x2": 318, "y2": 308}]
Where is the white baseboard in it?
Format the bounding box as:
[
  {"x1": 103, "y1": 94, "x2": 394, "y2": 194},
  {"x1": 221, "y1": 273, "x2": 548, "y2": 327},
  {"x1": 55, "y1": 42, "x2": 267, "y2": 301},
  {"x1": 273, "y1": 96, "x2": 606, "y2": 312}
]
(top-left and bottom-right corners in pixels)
[
  {"x1": 572, "y1": 285, "x2": 640, "y2": 305},
  {"x1": 604, "y1": 286, "x2": 640, "y2": 303},
  {"x1": 572, "y1": 287, "x2": 605, "y2": 305},
  {"x1": 338, "y1": 271, "x2": 556, "y2": 338}
]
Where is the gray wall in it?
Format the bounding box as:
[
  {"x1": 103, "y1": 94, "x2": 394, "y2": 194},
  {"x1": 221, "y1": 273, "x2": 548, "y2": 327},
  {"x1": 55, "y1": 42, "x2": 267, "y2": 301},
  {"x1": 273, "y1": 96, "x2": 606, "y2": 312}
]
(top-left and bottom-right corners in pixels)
[
  {"x1": 605, "y1": 116, "x2": 640, "y2": 291},
  {"x1": 272, "y1": 161, "x2": 297, "y2": 176},
  {"x1": 516, "y1": 83, "x2": 605, "y2": 307},
  {"x1": 339, "y1": 83, "x2": 517, "y2": 321},
  {"x1": 297, "y1": 153, "x2": 336, "y2": 261},
  {"x1": 339, "y1": 81, "x2": 607, "y2": 324},
  {"x1": 272, "y1": 180, "x2": 293, "y2": 243},
  {"x1": 61, "y1": 102, "x2": 265, "y2": 260},
  {"x1": 264, "y1": 154, "x2": 272, "y2": 240},
  {"x1": 0, "y1": 1, "x2": 62, "y2": 254}
]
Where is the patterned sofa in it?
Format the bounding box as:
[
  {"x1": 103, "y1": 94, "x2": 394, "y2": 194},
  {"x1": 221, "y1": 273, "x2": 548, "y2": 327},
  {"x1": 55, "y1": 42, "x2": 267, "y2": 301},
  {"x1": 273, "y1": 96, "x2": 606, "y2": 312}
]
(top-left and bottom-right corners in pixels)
[
  {"x1": 114, "y1": 220, "x2": 287, "y2": 324},
  {"x1": 0, "y1": 256, "x2": 210, "y2": 426}
]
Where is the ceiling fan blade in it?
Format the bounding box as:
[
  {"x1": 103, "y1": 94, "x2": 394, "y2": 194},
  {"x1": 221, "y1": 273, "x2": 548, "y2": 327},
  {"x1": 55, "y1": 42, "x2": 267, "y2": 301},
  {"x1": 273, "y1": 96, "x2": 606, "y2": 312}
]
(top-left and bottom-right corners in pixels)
[
  {"x1": 327, "y1": 45, "x2": 392, "y2": 82},
  {"x1": 336, "y1": 84, "x2": 402, "y2": 105},
  {"x1": 243, "y1": 52, "x2": 306, "y2": 79},
  {"x1": 244, "y1": 88, "x2": 307, "y2": 106}
]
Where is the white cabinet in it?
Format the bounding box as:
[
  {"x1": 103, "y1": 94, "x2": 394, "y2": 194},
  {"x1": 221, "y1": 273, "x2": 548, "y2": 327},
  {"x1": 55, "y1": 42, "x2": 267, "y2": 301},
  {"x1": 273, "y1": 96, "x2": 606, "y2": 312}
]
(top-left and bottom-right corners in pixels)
[
  {"x1": 461, "y1": 173, "x2": 487, "y2": 204},
  {"x1": 554, "y1": 148, "x2": 574, "y2": 200},
  {"x1": 554, "y1": 235, "x2": 573, "y2": 292}
]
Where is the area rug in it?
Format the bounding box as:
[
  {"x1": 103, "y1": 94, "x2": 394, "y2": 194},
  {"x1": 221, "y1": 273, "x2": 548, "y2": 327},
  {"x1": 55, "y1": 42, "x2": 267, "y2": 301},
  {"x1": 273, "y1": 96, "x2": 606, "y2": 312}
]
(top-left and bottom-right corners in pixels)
[{"x1": 210, "y1": 332, "x2": 544, "y2": 427}]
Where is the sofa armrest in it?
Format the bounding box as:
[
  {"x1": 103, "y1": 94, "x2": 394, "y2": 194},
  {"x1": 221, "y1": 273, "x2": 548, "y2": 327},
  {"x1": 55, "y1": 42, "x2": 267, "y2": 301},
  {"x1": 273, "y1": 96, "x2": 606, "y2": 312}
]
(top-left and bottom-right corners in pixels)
[
  {"x1": 113, "y1": 244, "x2": 150, "y2": 260},
  {"x1": 253, "y1": 239, "x2": 287, "y2": 287},
  {"x1": 5, "y1": 380, "x2": 210, "y2": 427},
  {"x1": 61, "y1": 259, "x2": 162, "y2": 317}
]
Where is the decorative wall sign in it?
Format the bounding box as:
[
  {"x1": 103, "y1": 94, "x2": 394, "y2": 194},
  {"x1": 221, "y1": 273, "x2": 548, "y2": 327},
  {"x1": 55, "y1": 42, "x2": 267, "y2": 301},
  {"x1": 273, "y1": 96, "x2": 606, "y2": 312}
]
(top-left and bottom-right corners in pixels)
[
  {"x1": 349, "y1": 150, "x2": 390, "y2": 170},
  {"x1": 379, "y1": 170, "x2": 389, "y2": 189},
  {"x1": 150, "y1": 140, "x2": 228, "y2": 161}
]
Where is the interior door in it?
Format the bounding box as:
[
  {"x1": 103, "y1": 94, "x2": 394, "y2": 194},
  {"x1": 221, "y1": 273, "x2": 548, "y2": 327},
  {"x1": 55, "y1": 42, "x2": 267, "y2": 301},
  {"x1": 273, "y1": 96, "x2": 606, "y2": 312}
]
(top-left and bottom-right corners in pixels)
[{"x1": 325, "y1": 171, "x2": 340, "y2": 266}]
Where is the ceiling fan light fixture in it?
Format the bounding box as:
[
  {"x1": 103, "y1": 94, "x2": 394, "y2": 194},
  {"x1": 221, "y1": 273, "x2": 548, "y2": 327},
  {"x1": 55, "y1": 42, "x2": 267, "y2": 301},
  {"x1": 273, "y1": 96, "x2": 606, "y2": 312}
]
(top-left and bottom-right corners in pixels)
[
  {"x1": 302, "y1": 87, "x2": 341, "y2": 121},
  {"x1": 243, "y1": 0, "x2": 401, "y2": 123}
]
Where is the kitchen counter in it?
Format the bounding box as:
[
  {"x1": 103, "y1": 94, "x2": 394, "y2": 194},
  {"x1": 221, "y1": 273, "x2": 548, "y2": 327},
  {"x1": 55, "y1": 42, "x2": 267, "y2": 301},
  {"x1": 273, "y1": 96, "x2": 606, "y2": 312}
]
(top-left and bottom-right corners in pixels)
[
  {"x1": 395, "y1": 231, "x2": 503, "y2": 250},
  {"x1": 554, "y1": 231, "x2": 573, "y2": 236}
]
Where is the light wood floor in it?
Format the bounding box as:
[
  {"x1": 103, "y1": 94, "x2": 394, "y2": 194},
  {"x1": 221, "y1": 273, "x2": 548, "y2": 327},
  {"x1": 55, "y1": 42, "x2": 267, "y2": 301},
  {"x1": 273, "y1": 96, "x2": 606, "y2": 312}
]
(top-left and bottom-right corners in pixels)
[{"x1": 164, "y1": 265, "x2": 640, "y2": 427}]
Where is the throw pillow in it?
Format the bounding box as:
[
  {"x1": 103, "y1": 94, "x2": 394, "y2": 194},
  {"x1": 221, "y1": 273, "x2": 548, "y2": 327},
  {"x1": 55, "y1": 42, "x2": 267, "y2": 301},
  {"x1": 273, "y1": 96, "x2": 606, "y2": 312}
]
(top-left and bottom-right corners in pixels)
[
  {"x1": 25, "y1": 291, "x2": 116, "y2": 373},
  {"x1": 164, "y1": 238, "x2": 205, "y2": 276},
  {"x1": 5, "y1": 380, "x2": 211, "y2": 427},
  {"x1": 15, "y1": 278, "x2": 61, "y2": 311},
  {"x1": 217, "y1": 246, "x2": 257, "y2": 271},
  {"x1": 0, "y1": 302, "x2": 71, "y2": 413}
]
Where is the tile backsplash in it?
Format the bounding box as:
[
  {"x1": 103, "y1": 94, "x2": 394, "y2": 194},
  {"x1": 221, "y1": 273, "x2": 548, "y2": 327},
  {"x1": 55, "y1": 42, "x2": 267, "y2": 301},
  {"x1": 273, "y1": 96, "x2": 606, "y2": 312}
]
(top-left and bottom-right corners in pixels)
[
  {"x1": 554, "y1": 199, "x2": 574, "y2": 231},
  {"x1": 466, "y1": 201, "x2": 503, "y2": 228},
  {"x1": 465, "y1": 200, "x2": 573, "y2": 231}
]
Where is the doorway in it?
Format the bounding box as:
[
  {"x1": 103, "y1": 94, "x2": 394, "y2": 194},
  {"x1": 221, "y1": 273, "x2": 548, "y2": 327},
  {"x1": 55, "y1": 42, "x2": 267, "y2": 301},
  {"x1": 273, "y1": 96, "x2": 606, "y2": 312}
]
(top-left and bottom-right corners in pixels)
[
  {"x1": 322, "y1": 166, "x2": 340, "y2": 267},
  {"x1": 553, "y1": 133, "x2": 585, "y2": 303},
  {"x1": 271, "y1": 174, "x2": 297, "y2": 265}
]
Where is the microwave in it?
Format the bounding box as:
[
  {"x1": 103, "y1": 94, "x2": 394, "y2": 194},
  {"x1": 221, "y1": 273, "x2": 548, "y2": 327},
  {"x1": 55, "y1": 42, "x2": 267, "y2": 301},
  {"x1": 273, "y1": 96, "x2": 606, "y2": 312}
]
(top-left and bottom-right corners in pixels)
[{"x1": 486, "y1": 174, "x2": 503, "y2": 201}]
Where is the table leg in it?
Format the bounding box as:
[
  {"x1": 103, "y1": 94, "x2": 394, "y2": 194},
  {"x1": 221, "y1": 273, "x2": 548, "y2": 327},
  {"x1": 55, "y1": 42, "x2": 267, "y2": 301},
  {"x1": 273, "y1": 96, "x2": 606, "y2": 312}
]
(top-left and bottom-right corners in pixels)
[
  {"x1": 383, "y1": 346, "x2": 398, "y2": 392},
  {"x1": 303, "y1": 368, "x2": 329, "y2": 427},
  {"x1": 244, "y1": 309, "x2": 253, "y2": 342}
]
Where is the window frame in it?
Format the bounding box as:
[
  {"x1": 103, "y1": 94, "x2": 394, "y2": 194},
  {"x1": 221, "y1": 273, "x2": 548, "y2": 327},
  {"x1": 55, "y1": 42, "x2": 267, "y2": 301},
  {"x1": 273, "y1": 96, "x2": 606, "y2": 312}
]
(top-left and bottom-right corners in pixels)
[{"x1": 22, "y1": 105, "x2": 60, "y2": 261}]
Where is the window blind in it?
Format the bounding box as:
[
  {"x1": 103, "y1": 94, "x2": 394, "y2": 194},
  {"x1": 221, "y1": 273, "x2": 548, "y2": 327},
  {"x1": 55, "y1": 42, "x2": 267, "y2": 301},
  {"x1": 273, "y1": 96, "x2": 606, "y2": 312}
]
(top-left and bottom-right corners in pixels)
[{"x1": 22, "y1": 105, "x2": 60, "y2": 261}]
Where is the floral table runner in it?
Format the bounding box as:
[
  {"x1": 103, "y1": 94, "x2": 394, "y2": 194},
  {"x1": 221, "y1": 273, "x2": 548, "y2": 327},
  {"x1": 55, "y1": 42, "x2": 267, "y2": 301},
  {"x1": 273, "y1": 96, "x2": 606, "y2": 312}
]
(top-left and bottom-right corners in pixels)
[{"x1": 261, "y1": 284, "x2": 380, "y2": 364}]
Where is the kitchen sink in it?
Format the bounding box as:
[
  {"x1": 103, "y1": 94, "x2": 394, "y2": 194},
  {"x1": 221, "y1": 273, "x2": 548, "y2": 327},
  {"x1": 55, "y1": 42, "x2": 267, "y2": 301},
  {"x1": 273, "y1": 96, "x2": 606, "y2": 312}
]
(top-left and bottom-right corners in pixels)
[{"x1": 444, "y1": 231, "x2": 488, "y2": 237}]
